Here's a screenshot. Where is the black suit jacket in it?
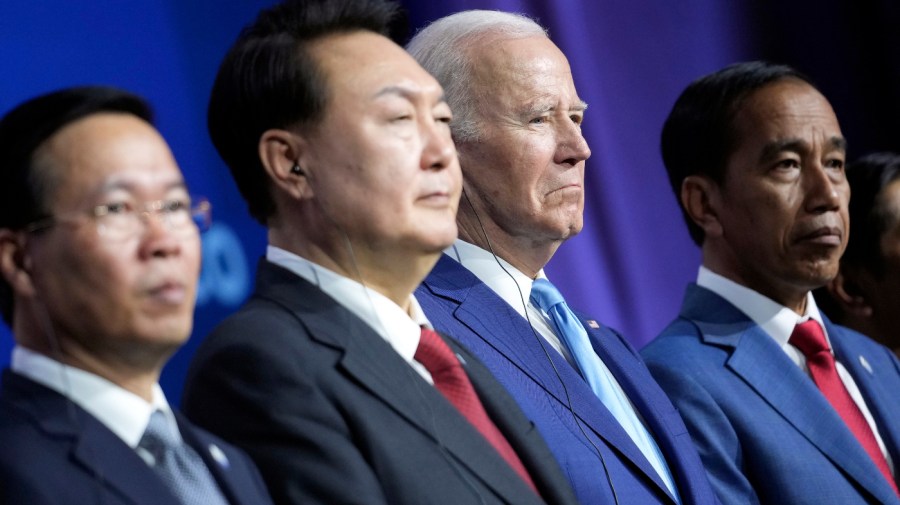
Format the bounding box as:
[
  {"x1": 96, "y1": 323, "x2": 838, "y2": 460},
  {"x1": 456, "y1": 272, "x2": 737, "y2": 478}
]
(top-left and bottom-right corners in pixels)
[
  {"x1": 183, "y1": 259, "x2": 579, "y2": 505},
  {"x1": 0, "y1": 369, "x2": 273, "y2": 505}
]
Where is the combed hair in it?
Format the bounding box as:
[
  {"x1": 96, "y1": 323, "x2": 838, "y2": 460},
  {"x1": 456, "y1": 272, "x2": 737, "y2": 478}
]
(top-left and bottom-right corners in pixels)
[
  {"x1": 0, "y1": 86, "x2": 153, "y2": 326},
  {"x1": 660, "y1": 61, "x2": 815, "y2": 245},
  {"x1": 406, "y1": 10, "x2": 547, "y2": 143},
  {"x1": 208, "y1": 0, "x2": 402, "y2": 225}
]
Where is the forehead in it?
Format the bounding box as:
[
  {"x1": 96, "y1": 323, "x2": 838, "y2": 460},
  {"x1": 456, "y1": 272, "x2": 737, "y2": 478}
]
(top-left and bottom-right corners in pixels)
[
  {"x1": 470, "y1": 35, "x2": 577, "y2": 102},
  {"x1": 310, "y1": 31, "x2": 443, "y2": 107},
  {"x1": 730, "y1": 80, "x2": 842, "y2": 145},
  {"x1": 35, "y1": 113, "x2": 183, "y2": 199}
]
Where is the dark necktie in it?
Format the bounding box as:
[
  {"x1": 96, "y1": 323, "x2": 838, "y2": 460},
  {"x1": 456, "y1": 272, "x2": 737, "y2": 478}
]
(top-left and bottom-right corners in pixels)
[
  {"x1": 790, "y1": 320, "x2": 899, "y2": 495},
  {"x1": 415, "y1": 327, "x2": 538, "y2": 494},
  {"x1": 138, "y1": 410, "x2": 231, "y2": 505}
]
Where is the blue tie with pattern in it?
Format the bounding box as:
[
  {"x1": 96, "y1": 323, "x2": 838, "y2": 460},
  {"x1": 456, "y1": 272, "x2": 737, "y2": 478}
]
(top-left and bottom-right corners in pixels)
[
  {"x1": 530, "y1": 278, "x2": 680, "y2": 503},
  {"x1": 138, "y1": 410, "x2": 230, "y2": 505}
]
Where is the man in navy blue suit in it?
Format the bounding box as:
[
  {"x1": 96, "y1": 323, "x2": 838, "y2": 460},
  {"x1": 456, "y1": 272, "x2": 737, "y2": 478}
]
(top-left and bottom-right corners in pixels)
[
  {"x1": 0, "y1": 87, "x2": 273, "y2": 505},
  {"x1": 642, "y1": 61, "x2": 900, "y2": 505},
  {"x1": 409, "y1": 10, "x2": 719, "y2": 505}
]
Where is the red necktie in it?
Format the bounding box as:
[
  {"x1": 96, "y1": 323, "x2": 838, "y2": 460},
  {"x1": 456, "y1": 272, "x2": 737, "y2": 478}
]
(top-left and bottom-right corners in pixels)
[
  {"x1": 415, "y1": 328, "x2": 538, "y2": 494},
  {"x1": 790, "y1": 320, "x2": 899, "y2": 495}
]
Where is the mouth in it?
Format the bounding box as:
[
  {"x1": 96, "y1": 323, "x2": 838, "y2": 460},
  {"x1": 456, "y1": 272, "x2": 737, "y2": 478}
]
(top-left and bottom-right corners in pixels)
[
  {"x1": 146, "y1": 281, "x2": 188, "y2": 305},
  {"x1": 794, "y1": 226, "x2": 843, "y2": 247},
  {"x1": 418, "y1": 190, "x2": 453, "y2": 207}
]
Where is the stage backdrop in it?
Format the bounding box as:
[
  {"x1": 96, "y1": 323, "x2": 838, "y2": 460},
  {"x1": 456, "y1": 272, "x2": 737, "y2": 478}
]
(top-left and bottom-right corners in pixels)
[{"x1": 1, "y1": 0, "x2": 897, "y2": 405}]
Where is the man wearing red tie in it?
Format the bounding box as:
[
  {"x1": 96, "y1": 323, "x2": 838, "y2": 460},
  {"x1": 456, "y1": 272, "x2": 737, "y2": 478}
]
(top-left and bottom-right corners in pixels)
[
  {"x1": 181, "y1": 1, "x2": 579, "y2": 504},
  {"x1": 642, "y1": 61, "x2": 900, "y2": 505}
]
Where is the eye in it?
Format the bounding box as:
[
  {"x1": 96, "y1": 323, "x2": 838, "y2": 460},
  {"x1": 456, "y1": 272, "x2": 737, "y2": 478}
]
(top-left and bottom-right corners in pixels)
[
  {"x1": 570, "y1": 114, "x2": 583, "y2": 125},
  {"x1": 95, "y1": 201, "x2": 133, "y2": 217},
  {"x1": 824, "y1": 157, "x2": 845, "y2": 170},
  {"x1": 774, "y1": 158, "x2": 801, "y2": 170},
  {"x1": 161, "y1": 198, "x2": 191, "y2": 214},
  {"x1": 529, "y1": 116, "x2": 548, "y2": 125}
]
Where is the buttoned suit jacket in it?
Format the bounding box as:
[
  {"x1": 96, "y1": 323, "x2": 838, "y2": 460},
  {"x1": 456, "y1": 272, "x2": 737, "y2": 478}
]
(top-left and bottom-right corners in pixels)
[
  {"x1": 641, "y1": 283, "x2": 900, "y2": 505},
  {"x1": 0, "y1": 369, "x2": 273, "y2": 505},
  {"x1": 416, "y1": 254, "x2": 720, "y2": 505},
  {"x1": 182, "y1": 259, "x2": 579, "y2": 505}
]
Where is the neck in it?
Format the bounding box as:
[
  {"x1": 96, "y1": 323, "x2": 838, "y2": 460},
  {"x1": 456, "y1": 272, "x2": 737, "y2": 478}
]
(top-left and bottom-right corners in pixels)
[
  {"x1": 456, "y1": 207, "x2": 559, "y2": 279},
  {"x1": 16, "y1": 325, "x2": 162, "y2": 403},
  {"x1": 269, "y1": 227, "x2": 438, "y2": 311},
  {"x1": 702, "y1": 253, "x2": 808, "y2": 315}
]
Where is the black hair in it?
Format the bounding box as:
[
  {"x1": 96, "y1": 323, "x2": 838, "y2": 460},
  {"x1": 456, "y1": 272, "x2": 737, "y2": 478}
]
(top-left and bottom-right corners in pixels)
[
  {"x1": 842, "y1": 152, "x2": 900, "y2": 274},
  {"x1": 207, "y1": 0, "x2": 403, "y2": 225}
]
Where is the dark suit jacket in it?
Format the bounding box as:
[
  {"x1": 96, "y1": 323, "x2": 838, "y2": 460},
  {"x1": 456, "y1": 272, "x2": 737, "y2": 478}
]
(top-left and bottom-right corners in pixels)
[
  {"x1": 417, "y1": 255, "x2": 719, "y2": 505},
  {"x1": 641, "y1": 284, "x2": 900, "y2": 505},
  {"x1": 182, "y1": 259, "x2": 579, "y2": 505},
  {"x1": 0, "y1": 369, "x2": 272, "y2": 505}
]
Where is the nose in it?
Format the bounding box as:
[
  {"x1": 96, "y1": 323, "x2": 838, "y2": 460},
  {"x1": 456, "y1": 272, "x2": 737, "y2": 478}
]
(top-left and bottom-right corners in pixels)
[
  {"x1": 804, "y1": 162, "x2": 845, "y2": 214},
  {"x1": 420, "y1": 119, "x2": 457, "y2": 171},
  {"x1": 138, "y1": 211, "x2": 184, "y2": 259},
  {"x1": 555, "y1": 116, "x2": 591, "y2": 167}
]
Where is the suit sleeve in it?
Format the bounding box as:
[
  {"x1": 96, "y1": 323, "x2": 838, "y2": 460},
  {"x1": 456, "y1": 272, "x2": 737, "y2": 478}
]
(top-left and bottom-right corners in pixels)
[
  {"x1": 182, "y1": 313, "x2": 388, "y2": 505},
  {"x1": 645, "y1": 362, "x2": 760, "y2": 505}
]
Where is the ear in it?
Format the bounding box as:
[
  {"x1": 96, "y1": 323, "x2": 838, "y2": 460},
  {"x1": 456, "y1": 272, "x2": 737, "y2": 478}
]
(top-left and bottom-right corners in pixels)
[
  {"x1": 259, "y1": 128, "x2": 313, "y2": 201},
  {"x1": 681, "y1": 175, "x2": 723, "y2": 239},
  {"x1": 827, "y1": 270, "x2": 873, "y2": 318},
  {"x1": 0, "y1": 229, "x2": 36, "y2": 298}
]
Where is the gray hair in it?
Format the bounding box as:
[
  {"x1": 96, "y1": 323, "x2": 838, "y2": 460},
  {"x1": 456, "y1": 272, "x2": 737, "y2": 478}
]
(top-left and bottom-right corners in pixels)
[{"x1": 406, "y1": 10, "x2": 547, "y2": 142}]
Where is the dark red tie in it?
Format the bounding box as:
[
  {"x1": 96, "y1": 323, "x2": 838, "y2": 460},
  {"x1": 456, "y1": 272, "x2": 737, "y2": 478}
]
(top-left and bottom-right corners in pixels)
[
  {"x1": 790, "y1": 320, "x2": 899, "y2": 495},
  {"x1": 415, "y1": 327, "x2": 538, "y2": 494}
]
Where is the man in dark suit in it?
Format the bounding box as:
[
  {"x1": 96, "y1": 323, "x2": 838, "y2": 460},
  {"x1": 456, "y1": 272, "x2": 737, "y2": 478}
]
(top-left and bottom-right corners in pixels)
[
  {"x1": 408, "y1": 10, "x2": 719, "y2": 505},
  {"x1": 0, "y1": 87, "x2": 273, "y2": 505},
  {"x1": 181, "y1": 1, "x2": 579, "y2": 504},
  {"x1": 642, "y1": 61, "x2": 900, "y2": 505}
]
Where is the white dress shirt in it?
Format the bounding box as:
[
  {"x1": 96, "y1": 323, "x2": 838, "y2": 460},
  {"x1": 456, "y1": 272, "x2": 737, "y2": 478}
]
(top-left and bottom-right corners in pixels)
[
  {"x1": 11, "y1": 345, "x2": 179, "y2": 461},
  {"x1": 267, "y1": 245, "x2": 434, "y2": 383},
  {"x1": 698, "y1": 265, "x2": 893, "y2": 470}
]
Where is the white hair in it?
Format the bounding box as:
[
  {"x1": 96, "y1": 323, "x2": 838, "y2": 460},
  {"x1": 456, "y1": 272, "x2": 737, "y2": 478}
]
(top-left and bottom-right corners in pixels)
[{"x1": 406, "y1": 10, "x2": 547, "y2": 142}]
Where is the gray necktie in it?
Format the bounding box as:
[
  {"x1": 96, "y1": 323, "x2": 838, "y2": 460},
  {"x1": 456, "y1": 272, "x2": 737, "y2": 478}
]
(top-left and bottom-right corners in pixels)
[{"x1": 138, "y1": 410, "x2": 230, "y2": 505}]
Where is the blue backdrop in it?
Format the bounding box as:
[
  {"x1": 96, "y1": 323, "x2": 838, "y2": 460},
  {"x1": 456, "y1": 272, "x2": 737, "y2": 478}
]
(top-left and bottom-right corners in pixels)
[{"x1": 2, "y1": 0, "x2": 897, "y2": 405}]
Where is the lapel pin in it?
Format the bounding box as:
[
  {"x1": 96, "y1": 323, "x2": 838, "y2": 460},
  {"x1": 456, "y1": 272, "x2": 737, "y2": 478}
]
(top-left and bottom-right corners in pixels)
[
  {"x1": 455, "y1": 353, "x2": 467, "y2": 366},
  {"x1": 859, "y1": 355, "x2": 873, "y2": 374},
  {"x1": 586, "y1": 320, "x2": 600, "y2": 329},
  {"x1": 209, "y1": 443, "x2": 230, "y2": 469}
]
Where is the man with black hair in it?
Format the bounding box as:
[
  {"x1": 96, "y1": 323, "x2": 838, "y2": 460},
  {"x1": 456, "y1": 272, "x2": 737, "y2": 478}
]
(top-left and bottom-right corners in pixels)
[
  {"x1": 819, "y1": 152, "x2": 900, "y2": 358},
  {"x1": 182, "y1": 1, "x2": 579, "y2": 504},
  {"x1": 0, "y1": 86, "x2": 273, "y2": 505},
  {"x1": 642, "y1": 61, "x2": 900, "y2": 505}
]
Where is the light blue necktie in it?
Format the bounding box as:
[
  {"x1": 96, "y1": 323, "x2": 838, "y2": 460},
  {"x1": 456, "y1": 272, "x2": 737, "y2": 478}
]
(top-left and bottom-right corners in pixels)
[
  {"x1": 138, "y1": 410, "x2": 230, "y2": 505},
  {"x1": 531, "y1": 278, "x2": 680, "y2": 503}
]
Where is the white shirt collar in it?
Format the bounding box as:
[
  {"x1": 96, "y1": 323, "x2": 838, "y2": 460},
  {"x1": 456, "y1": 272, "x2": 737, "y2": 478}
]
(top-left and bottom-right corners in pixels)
[
  {"x1": 444, "y1": 239, "x2": 547, "y2": 317},
  {"x1": 697, "y1": 265, "x2": 827, "y2": 347},
  {"x1": 11, "y1": 346, "x2": 177, "y2": 448},
  {"x1": 267, "y1": 245, "x2": 429, "y2": 367}
]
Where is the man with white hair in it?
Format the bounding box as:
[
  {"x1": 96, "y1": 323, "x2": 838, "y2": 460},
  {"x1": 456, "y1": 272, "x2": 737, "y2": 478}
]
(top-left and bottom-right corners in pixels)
[{"x1": 410, "y1": 10, "x2": 719, "y2": 505}]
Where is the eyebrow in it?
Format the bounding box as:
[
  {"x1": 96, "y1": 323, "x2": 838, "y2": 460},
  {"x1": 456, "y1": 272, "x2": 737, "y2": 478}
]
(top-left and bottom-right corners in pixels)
[
  {"x1": 523, "y1": 99, "x2": 589, "y2": 117},
  {"x1": 758, "y1": 136, "x2": 847, "y2": 163},
  {"x1": 94, "y1": 178, "x2": 188, "y2": 197},
  {"x1": 372, "y1": 85, "x2": 446, "y2": 105}
]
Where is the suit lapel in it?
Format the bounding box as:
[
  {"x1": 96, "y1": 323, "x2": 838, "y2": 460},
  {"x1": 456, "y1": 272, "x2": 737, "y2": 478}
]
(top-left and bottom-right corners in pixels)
[
  {"x1": 683, "y1": 285, "x2": 898, "y2": 504},
  {"x1": 423, "y1": 256, "x2": 672, "y2": 499},
  {"x1": 177, "y1": 413, "x2": 258, "y2": 505},
  {"x1": 255, "y1": 261, "x2": 544, "y2": 505},
  {"x1": 3, "y1": 372, "x2": 179, "y2": 505}
]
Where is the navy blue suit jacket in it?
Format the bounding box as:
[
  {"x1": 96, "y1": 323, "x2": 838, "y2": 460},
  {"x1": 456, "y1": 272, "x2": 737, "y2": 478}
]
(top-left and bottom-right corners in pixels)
[
  {"x1": 183, "y1": 260, "x2": 579, "y2": 505},
  {"x1": 642, "y1": 284, "x2": 900, "y2": 505},
  {"x1": 417, "y1": 255, "x2": 719, "y2": 505},
  {"x1": 0, "y1": 369, "x2": 273, "y2": 505}
]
